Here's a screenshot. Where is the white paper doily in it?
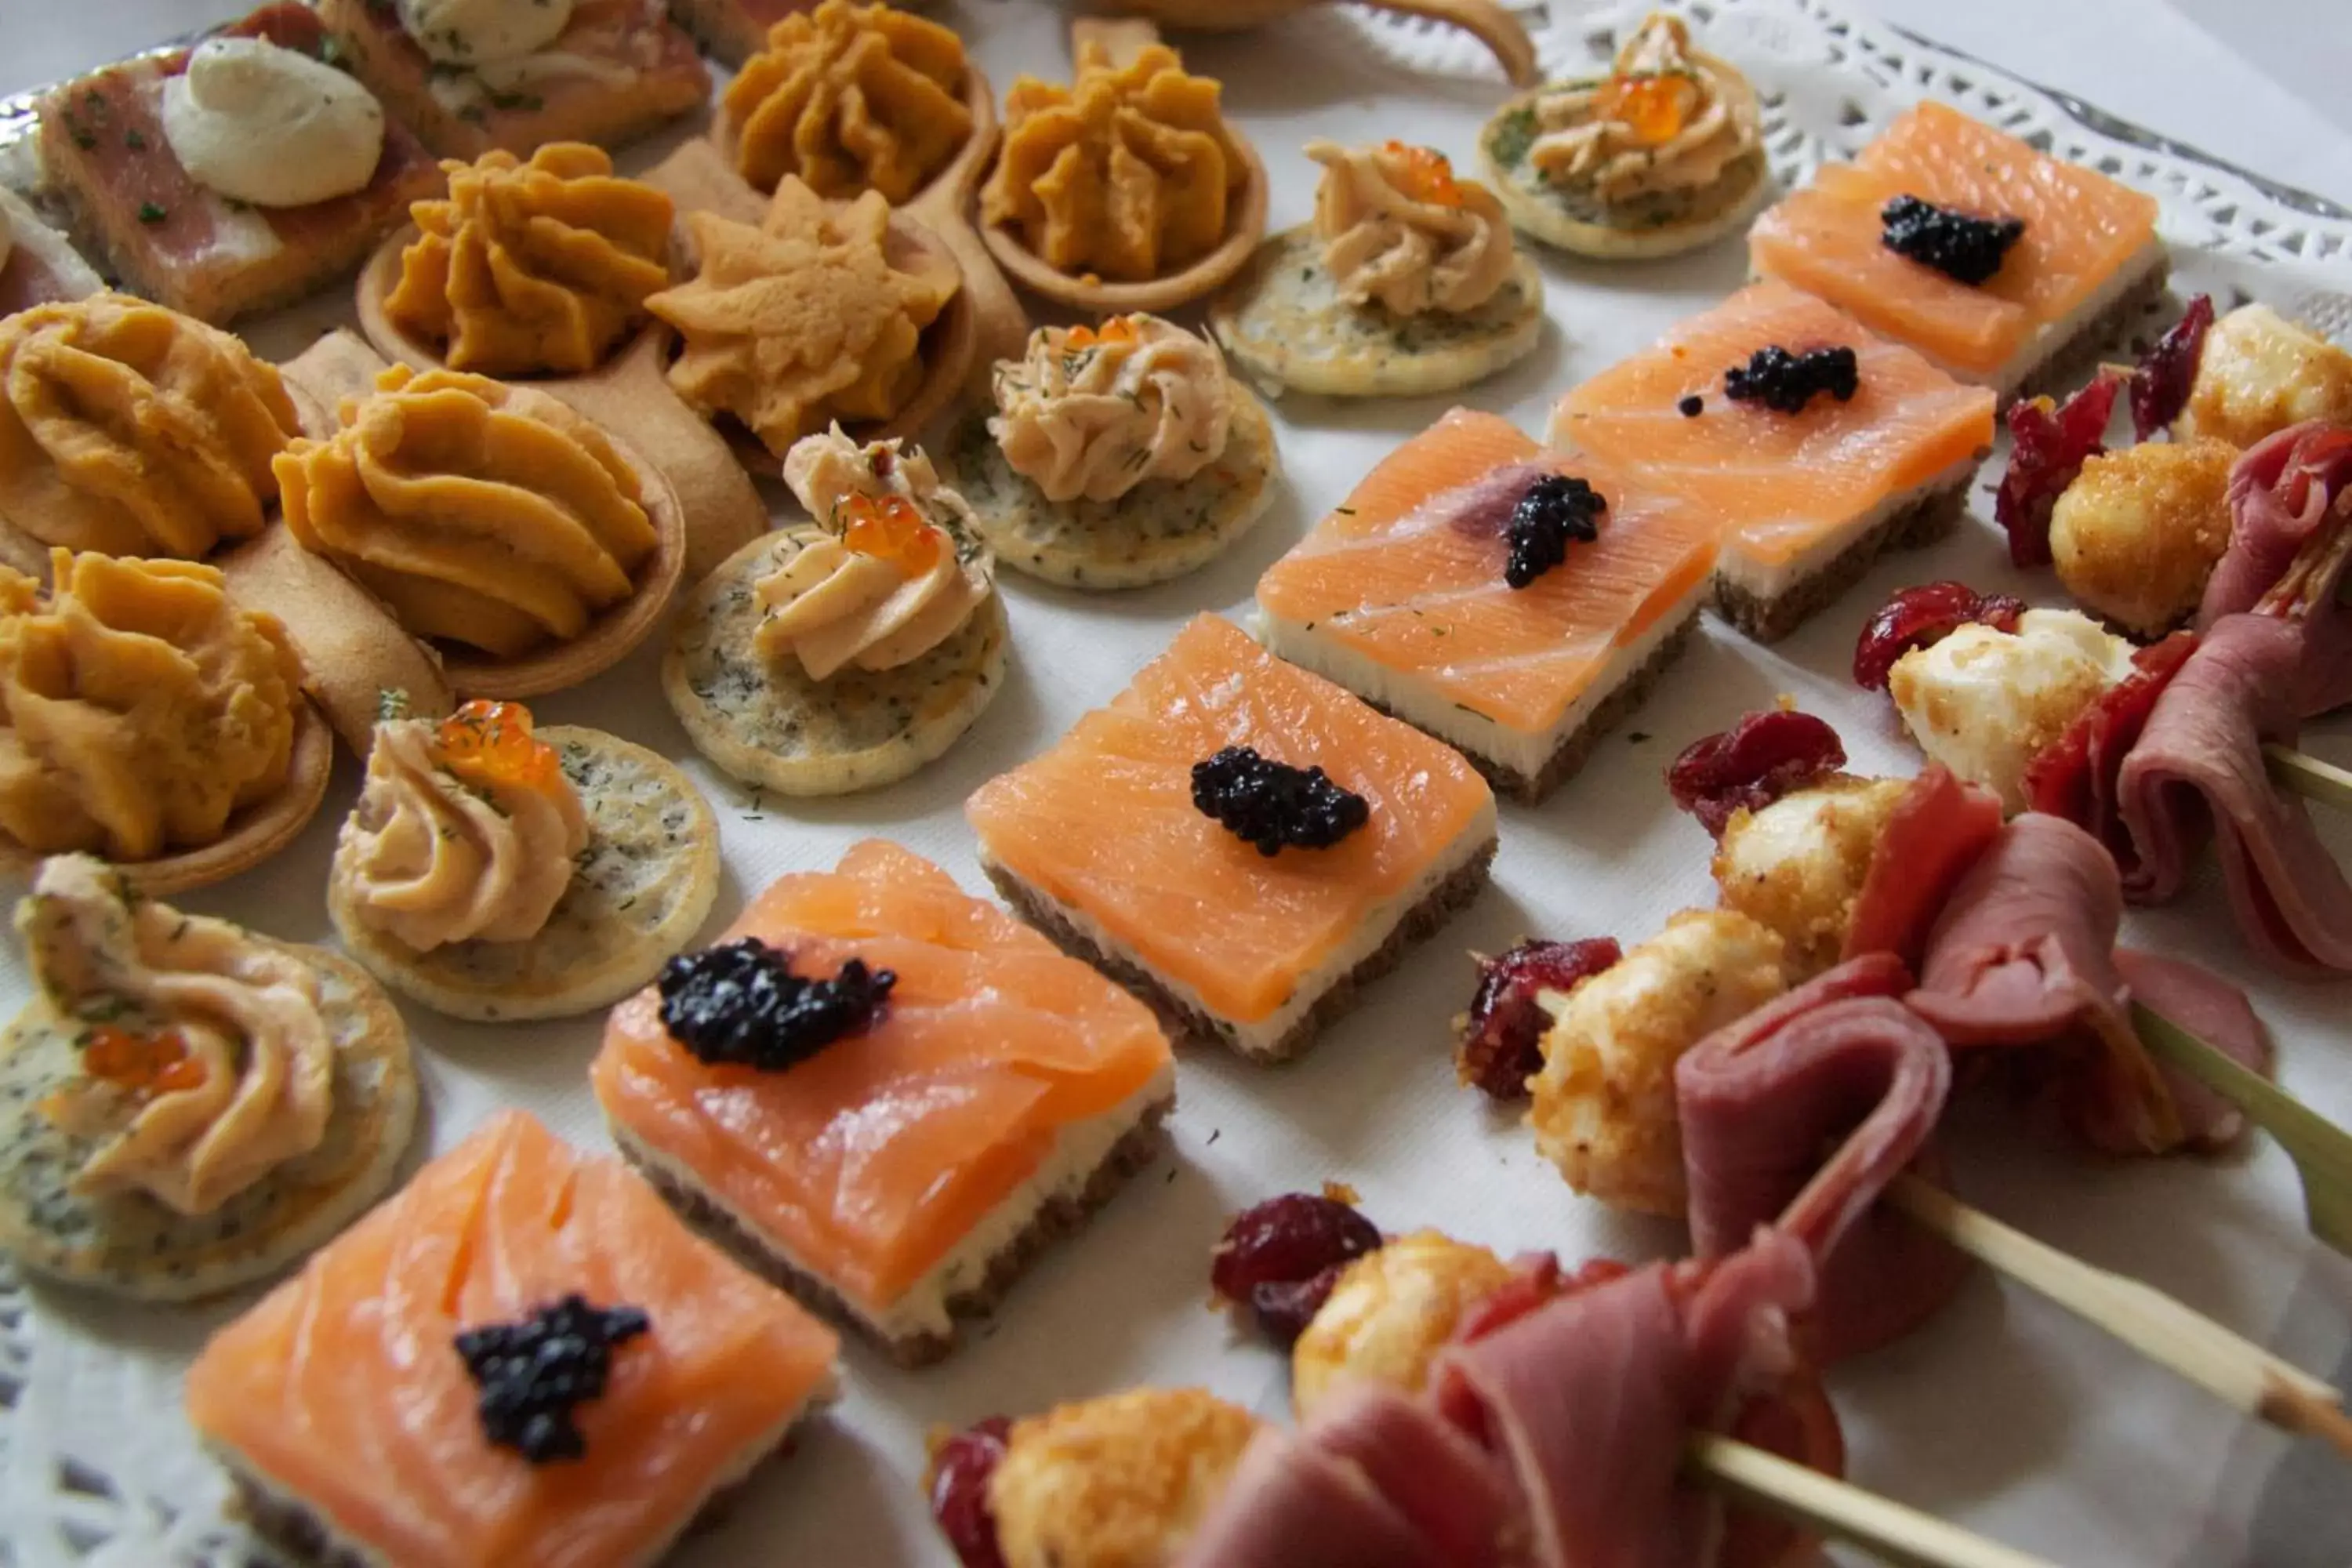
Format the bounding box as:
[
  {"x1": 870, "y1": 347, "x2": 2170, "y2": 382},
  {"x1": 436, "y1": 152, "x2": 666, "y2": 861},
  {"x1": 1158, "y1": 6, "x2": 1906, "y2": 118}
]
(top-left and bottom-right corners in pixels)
[{"x1": 2, "y1": 2, "x2": 2349, "y2": 1566}]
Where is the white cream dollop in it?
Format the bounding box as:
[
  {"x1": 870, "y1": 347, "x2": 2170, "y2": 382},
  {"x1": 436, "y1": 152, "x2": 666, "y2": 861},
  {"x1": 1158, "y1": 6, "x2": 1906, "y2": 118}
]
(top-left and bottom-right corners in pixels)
[
  {"x1": 1888, "y1": 608, "x2": 2139, "y2": 812},
  {"x1": 162, "y1": 38, "x2": 386, "y2": 209},
  {"x1": 22, "y1": 854, "x2": 334, "y2": 1216},
  {"x1": 398, "y1": 0, "x2": 576, "y2": 64},
  {"x1": 989, "y1": 316, "x2": 1232, "y2": 504}
]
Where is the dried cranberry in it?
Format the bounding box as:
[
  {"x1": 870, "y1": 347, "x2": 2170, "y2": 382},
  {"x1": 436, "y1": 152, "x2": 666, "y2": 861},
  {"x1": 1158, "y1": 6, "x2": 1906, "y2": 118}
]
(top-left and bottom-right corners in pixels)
[
  {"x1": 927, "y1": 1417, "x2": 1013, "y2": 1568},
  {"x1": 1250, "y1": 1266, "x2": 1351, "y2": 1346},
  {"x1": 1995, "y1": 369, "x2": 2125, "y2": 567},
  {"x1": 1455, "y1": 938, "x2": 1623, "y2": 1100},
  {"x1": 1210, "y1": 1192, "x2": 1382, "y2": 1348},
  {"x1": 1666, "y1": 710, "x2": 1848, "y2": 838},
  {"x1": 1851, "y1": 581, "x2": 2027, "y2": 691},
  {"x1": 2130, "y1": 294, "x2": 2213, "y2": 440}
]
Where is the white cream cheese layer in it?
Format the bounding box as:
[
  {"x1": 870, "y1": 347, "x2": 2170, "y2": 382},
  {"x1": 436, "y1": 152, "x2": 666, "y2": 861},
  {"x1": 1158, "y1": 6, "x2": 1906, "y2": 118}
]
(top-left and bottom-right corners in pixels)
[
  {"x1": 1259, "y1": 589, "x2": 1704, "y2": 784},
  {"x1": 1706, "y1": 452, "x2": 1981, "y2": 603}
]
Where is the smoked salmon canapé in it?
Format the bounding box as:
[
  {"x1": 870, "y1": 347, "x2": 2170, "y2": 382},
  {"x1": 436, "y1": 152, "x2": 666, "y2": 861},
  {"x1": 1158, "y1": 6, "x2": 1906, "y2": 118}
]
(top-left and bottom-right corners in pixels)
[
  {"x1": 593, "y1": 840, "x2": 1177, "y2": 1363},
  {"x1": 35, "y1": 5, "x2": 444, "y2": 327},
  {"x1": 186, "y1": 1110, "x2": 841, "y2": 1568},
  {"x1": 1748, "y1": 101, "x2": 2165, "y2": 401},
  {"x1": 316, "y1": 0, "x2": 710, "y2": 159},
  {"x1": 1548, "y1": 281, "x2": 1997, "y2": 643},
  {"x1": 1255, "y1": 409, "x2": 1719, "y2": 798},
  {"x1": 967, "y1": 614, "x2": 1500, "y2": 1060}
]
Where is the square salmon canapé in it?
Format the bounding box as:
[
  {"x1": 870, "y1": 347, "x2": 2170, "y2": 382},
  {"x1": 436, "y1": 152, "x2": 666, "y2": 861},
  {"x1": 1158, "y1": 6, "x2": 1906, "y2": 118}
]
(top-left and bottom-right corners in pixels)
[
  {"x1": 1549, "y1": 281, "x2": 1998, "y2": 642},
  {"x1": 1256, "y1": 410, "x2": 1720, "y2": 797},
  {"x1": 187, "y1": 1110, "x2": 840, "y2": 1568},
  {"x1": 1748, "y1": 101, "x2": 2165, "y2": 399},
  {"x1": 35, "y1": 4, "x2": 443, "y2": 326},
  {"x1": 593, "y1": 840, "x2": 1176, "y2": 1363},
  {"x1": 967, "y1": 613, "x2": 1500, "y2": 1059},
  {"x1": 318, "y1": 0, "x2": 710, "y2": 158}
]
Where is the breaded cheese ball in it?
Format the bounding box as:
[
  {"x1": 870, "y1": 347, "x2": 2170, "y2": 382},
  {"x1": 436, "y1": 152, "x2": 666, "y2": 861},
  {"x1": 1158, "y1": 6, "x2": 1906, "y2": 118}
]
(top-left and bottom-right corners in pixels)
[
  {"x1": 1290, "y1": 1229, "x2": 1516, "y2": 1419},
  {"x1": 1711, "y1": 775, "x2": 1909, "y2": 980},
  {"x1": 1888, "y1": 608, "x2": 2137, "y2": 811},
  {"x1": 2049, "y1": 438, "x2": 2237, "y2": 635},
  {"x1": 1526, "y1": 909, "x2": 1788, "y2": 1217},
  {"x1": 2175, "y1": 303, "x2": 2352, "y2": 451},
  {"x1": 990, "y1": 1388, "x2": 1261, "y2": 1568}
]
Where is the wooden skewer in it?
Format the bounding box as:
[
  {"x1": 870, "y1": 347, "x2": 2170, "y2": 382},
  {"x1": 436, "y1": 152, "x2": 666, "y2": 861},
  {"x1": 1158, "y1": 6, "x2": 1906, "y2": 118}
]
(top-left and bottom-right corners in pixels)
[
  {"x1": 2265, "y1": 743, "x2": 2352, "y2": 815},
  {"x1": 2133, "y1": 1002, "x2": 2352, "y2": 1258},
  {"x1": 1689, "y1": 1434, "x2": 2062, "y2": 1568},
  {"x1": 1887, "y1": 1171, "x2": 2352, "y2": 1464}
]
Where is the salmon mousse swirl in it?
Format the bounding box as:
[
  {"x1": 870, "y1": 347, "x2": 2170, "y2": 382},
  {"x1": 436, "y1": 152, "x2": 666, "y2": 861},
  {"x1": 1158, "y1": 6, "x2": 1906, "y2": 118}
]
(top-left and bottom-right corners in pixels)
[
  {"x1": 982, "y1": 42, "x2": 1248, "y2": 284},
  {"x1": 989, "y1": 315, "x2": 1232, "y2": 503},
  {"x1": 274, "y1": 367, "x2": 659, "y2": 659},
  {"x1": 757, "y1": 426, "x2": 993, "y2": 679},
  {"x1": 1307, "y1": 140, "x2": 1515, "y2": 316},
  {"x1": 1523, "y1": 13, "x2": 1759, "y2": 205},
  {"x1": 20, "y1": 854, "x2": 332, "y2": 1215},
  {"x1": 384, "y1": 143, "x2": 677, "y2": 377},
  {"x1": 0, "y1": 550, "x2": 301, "y2": 862},
  {"x1": 332, "y1": 701, "x2": 589, "y2": 952},
  {"x1": 724, "y1": 0, "x2": 974, "y2": 201},
  {"x1": 0, "y1": 294, "x2": 300, "y2": 558},
  {"x1": 646, "y1": 180, "x2": 959, "y2": 457}
]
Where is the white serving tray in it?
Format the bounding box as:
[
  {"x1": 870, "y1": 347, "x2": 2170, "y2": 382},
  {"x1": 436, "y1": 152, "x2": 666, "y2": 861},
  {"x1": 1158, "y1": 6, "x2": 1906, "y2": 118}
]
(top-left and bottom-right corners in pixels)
[{"x1": 2, "y1": 2, "x2": 2350, "y2": 1563}]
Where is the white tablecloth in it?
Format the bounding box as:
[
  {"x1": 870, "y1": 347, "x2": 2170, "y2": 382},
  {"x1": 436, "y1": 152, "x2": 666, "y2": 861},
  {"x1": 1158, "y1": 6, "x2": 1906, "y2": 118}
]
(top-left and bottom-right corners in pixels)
[{"x1": 3, "y1": 4, "x2": 2352, "y2": 1567}]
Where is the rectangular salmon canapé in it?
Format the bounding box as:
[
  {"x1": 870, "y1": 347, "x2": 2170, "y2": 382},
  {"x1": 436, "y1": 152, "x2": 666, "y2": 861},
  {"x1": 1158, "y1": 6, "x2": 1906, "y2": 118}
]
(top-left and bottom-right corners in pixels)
[
  {"x1": 1549, "y1": 281, "x2": 1998, "y2": 642},
  {"x1": 1255, "y1": 409, "x2": 1720, "y2": 797},
  {"x1": 593, "y1": 840, "x2": 1176, "y2": 1363},
  {"x1": 186, "y1": 1110, "x2": 840, "y2": 1568},
  {"x1": 35, "y1": 4, "x2": 444, "y2": 326},
  {"x1": 967, "y1": 613, "x2": 1500, "y2": 1058},
  {"x1": 1748, "y1": 100, "x2": 2165, "y2": 399}
]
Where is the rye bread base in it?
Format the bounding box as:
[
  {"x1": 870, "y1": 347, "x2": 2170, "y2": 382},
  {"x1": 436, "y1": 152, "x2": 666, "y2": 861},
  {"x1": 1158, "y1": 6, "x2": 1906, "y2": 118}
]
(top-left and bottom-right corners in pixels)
[
  {"x1": 614, "y1": 1102, "x2": 1172, "y2": 1368},
  {"x1": 1712, "y1": 476, "x2": 1971, "y2": 644},
  {"x1": 987, "y1": 840, "x2": 1497, "y2": 1064},
  {"x1": 220, "y1": 1413, "x2": 811, "y2": 1568},
  {"x1": 2006, "y1": 256, "x2": 2174, "y2": 409}
]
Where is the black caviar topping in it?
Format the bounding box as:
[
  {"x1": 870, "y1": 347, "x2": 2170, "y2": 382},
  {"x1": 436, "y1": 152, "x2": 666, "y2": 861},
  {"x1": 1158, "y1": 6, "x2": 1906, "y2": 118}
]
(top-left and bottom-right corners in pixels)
[
  {"x1": 1504, "y1": 474, "x2": 1606, "y2": 590},
  {"x1": 1723, "y1": 345, "x2": 1861, "y2": 415},
  {"x1": 1191, "y1": 746, "x2": 1369, "y2": 856},
  {"x1": 456, "y1": 1294, "x2": 650, "y2": 1465},
  {"x1": 658, "y1": 938, "x2": 895, "y2": 1071},
  {"x1": 1677, "y1": 394, "x2": 1704, "y2": 418},
  {"x1": 1880, "y1": 194, "x2": 2025, "y2": 285}
]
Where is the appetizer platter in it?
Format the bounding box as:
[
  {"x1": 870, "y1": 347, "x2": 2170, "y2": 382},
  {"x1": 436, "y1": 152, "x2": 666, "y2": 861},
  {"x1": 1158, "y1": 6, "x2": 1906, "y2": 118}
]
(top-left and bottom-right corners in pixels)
[{"x1": 0, "y1": 0, "x2": 2349, "y2": 1564}]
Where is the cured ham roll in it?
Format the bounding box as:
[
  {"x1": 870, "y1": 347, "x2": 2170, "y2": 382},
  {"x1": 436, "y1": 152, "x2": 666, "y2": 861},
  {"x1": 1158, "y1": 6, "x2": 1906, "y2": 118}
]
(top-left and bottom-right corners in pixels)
[
  {"x1": 1676, "y1": 953, "x2": 1969, "y2": 1362},
  {"x1": 1174, "y1": 1229, "x2": 1838, "y2": 1568}
]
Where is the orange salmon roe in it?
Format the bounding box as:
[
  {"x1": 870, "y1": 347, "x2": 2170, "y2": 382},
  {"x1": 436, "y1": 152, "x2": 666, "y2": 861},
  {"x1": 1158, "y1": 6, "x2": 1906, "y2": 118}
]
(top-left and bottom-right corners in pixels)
[
  {"x1": 435, "y1": 699, "x2": 562, "y2": 793},
  {"x1": 1598, "y1": 74, "x2": 1695, "y2": 145},
  {"x1": 841, "y1": 493, "x2": 942, "y2": 575},
  {"x1": 82, "y1": 1025, "x2": 205, "y2": 1096},
  {"x1": 1381, "y1": 141, "x2": 1463, "y2": 207},
  {"x1": 1065, "y1": 316, "x2": 1138, "y2": 350}
]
